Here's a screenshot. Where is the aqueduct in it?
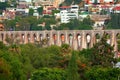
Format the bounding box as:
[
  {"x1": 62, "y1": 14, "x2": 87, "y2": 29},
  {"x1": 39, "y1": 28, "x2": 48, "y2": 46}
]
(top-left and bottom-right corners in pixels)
[{"x1": 0, "y1": 30, "x2": 120, "y2": 51}]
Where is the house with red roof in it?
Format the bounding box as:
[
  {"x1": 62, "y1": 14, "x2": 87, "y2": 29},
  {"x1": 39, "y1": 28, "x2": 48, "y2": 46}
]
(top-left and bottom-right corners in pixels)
[
  {"x1": 59, "y1": 6, "x2": 71, "y2": 10},
  {"x1": 113, "y1": 6, "x2": 120, "y2": 13}
]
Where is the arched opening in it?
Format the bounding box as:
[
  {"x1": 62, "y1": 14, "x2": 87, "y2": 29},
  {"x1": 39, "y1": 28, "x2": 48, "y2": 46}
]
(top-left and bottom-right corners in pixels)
[
  {"x1": 95, "y1": 33, "x2": 100, "y2": 43},
  {"x1": 46, "y1": 34, "x2": 50, "y2": 46},
  {"x1": 1, "y1": 33, "x2": 4, "y2": 41},
  {"x1": 11, "y1": 34, "x2": 13, "y2": 39},
  {"x1": 27, "y1": 34, "x2": 30, "y2": 43},
  {"x1": 115, "y1": 33, "x2": 120, "y2": 58},
  {"x1": 105, "y1": 33, "x2": 111, "y2": 44},
  {"x1": 15, "y1": 33, "x2": 20, "y2": 44},
  {"x1": 21, "y1": 34, "x2": 25, "y2": 43},
  {"x1": 69, "y1": 34, "x2": 73, "y2": 47},
  {"x1": 6, "y1": 33, "x2": 9, "y2": 38},
  {"x1": 61, "y1": 34, "x2": 65, "y2": 44},
  {"x1": 39, "y1": 34, "x2": 43, "y2": 42},
  {"x1": 116, "y1": 33, "x2": 120, "y2": 52},
  {"x1": 15, "y1": 33, "x2": 19, "y2": 38},
  {"x1": 77, "y1": 34, "x2": 81, "y2": 49},
  {"x1": 5, "y1": 34, "x2": 9, "y2": 44},
  {"x1": 33, "y1": 34, "x2": 37, "y2": 43},
  {"x1": 53, "y1": 34, "x2": 57, "y2": 45},
  {"x1": 86, "y1": 34, "x2": 91, "y2": 48},
  {"x1": 10, "y1": 34, "x2": 14, "y2": 43}
]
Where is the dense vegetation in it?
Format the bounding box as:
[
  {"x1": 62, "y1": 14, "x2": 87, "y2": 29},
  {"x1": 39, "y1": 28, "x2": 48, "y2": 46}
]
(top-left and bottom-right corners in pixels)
[
  {"x1": 105, "y1": 13, "x2": 120, "y2": 29},
  {"x1": 0, "y1": 33, "x2": 120, "y2": 80},
  {"x1": 56, "y1": 17, "x2": 93, "y2": 30},
  {"x1": 3, "y1": 15, "x2": 94, "y2": 31}
]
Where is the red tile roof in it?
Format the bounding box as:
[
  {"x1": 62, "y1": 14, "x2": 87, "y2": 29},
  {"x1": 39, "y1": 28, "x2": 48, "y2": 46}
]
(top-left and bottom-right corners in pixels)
[
  {"x1": 47, "y1": 7, "x2": 55, "y2": 10},
  {"x1": 113, "y1": 6, "x2": 120, "y2": 11},
  {"x1": 101, "y1": 5, "x2": 110, "y2": 8}
]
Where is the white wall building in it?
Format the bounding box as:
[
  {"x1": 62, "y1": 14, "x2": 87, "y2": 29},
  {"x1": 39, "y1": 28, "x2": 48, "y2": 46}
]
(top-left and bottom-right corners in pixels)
[
  {"x1": 60, "y1": 5, "x2": 79, "y2": 23},
  {"x1": 60, "y1": 10, "x2": 78, "y2": 23},
  {"x1": 0, "y1": 0, "x2": 6, "y2": 2}
]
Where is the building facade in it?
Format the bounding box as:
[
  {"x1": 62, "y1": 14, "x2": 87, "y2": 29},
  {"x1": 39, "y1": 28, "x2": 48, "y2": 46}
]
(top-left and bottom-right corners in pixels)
[{"x1": 60, "y1": 5, "x2": 79, "y2": 23}]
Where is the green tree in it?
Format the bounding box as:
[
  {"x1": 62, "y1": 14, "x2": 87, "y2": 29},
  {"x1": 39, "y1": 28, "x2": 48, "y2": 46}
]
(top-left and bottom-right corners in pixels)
[
  {"x1": 0, "y1": 2, "x2": 9, "y2": 10},
  {"x1": 58, "y1": 18, "x2": 93, "y2": 30},
  {"x1": 25, "y1": 16, "x2": 38, "y2": 30},
  {"x1": 85, "y1": 67, "x2": 120, "y2": 80},
  {"x1": 106, "y1": 13, "x2": 120, "y2": 29},
  {"x1": 31, "y1": 68, "x2": 66, "y2": 80},
  {"x1": 0, "y1": 41, "x2": 7, "y2": 50},
  {"x1": 0, "y1": 58, "x2": 11, "y2": 80},
  {"x1": 67, "y1": 19, "x2": 81, "y2": 30},
  {"x1": 90, "y1": 33, "x2": 116, "y2": 67},
  {"x1": 66, "y1": 51, "x2": 79, "y2": 80},
  {"x1": 29, "y1": 8, "x2": 34, "y2": 16},
  {"x1": 93, "y1": 0, "x2": 98, "y2": 4},
  {"x1": 74, "y1": 0, "x2": 82, "y2": 4},
  {"x1": 37, "y1": 7, "x2": 43, "y2": 15},
  {"x1": 3, "y1": 19, "x2": 16, "y2": 31},
  {"x1": 52, "y1": 9, "x2": 60, "y2": 15},
  {"x1": 0, "y1": 49, "x2": 25, "y2": 80},
  {"x1": 8, "y1": 0, "x2": 18, "y2": 7},
  {"x1": 32, "y1": 26, "x2": 43, "y2": 30},
  {"x1": 17, "y1": 18, "x2": 30, "y2": 31}
]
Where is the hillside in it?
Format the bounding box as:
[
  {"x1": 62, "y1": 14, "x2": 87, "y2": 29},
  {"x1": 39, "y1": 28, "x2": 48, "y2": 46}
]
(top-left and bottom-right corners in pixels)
[{"x1": 60, "y1": 0, "x2": 83, "y2": 6}]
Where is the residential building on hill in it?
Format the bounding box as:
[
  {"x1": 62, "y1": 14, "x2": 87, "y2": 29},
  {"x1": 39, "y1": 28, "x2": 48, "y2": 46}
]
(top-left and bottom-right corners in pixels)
[
  {"x1": 84, "y1": 0, "x2": 114, "y2": 4},
  {"x1": 33, "y1": 0, "x2": 64, "y2": 8},
  {"x1": 60, "y1": 10, "x2": 78, "y2": 23},
  {"x1": 60, "y1": 5, "x2": 79, "y2": 23}
]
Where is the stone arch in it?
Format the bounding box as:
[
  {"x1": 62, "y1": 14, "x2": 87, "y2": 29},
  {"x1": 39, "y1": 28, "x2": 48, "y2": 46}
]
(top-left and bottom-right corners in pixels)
[
  {"x1": 27, "y1": 34, "x2": 30, "y2": 43},
  {"x1": 95, "y1": 33, "x2": 101, "y2": 43},
  {"x1": 21, "y1": 34, "x2": 25, "y2": 43},
  {"x1": 15, "y1": 33, "x2": 20, "y2": 44},
  {"x1": 53, "y1": 34, "x2": 57, "y2": 45},
  {"x1": 15, "y1": 33, "x2": 19, "y2": 38},
  {"x1": 5, "y1": 33, "x2": 9, "y2": 44},
  {"x1": 60, "y1": 34, "x2": 65, "y2": 44},
  {"x1": 116, "y1": 33, "x2": 120, "y2": 39},
  {"x1": 33, "y1": 33, "x2": 37, "y2": 43},
  {"x1": 76, "y1": 33, "x2": 82, "y2": 50},
  {"x1": 11, "y1": 34, "x2": 13, "y2": 38},
  {"x1": 1, "y1": 33, "x2": 4, "y2": 41},
  {"x1": 68, "y1": 34, "x2": 73, "y2": 48},
  {"x1": 46, "y1": 34, "x2": 50, "y2": 39},
  {"x1": 46, "y1": 34, "x2": 50, "y2": 46},
  {"x1": 86, "y1": 33, "x2": 91, "y2": 48},
  {"x1": 39, "y1": 34, "x2": 43, "y2": 41},
  {"x1": 104, "y1": 33, "x2": 111, "y2": 44},
  {"x1": 5, "y1": 33, "x2": 9, "y2": 38},
  {"x1": 116, "y1": 33, "x2": 120, "y2": 51}
]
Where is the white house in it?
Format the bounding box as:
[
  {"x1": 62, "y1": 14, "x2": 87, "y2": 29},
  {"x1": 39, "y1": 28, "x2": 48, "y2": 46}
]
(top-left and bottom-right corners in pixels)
[
  {"x1": 60, "y1": 10, "x2": 78, "y2": 23},
  {"x1": 0, "y1": 0, "x2": 6, "y2": 2},
  {"x1": 90, "y1": 14, "x2": 110, "y2": 29},
  {"x1": 60, "y1": 5, "x2": 79, "y2": 23}
]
